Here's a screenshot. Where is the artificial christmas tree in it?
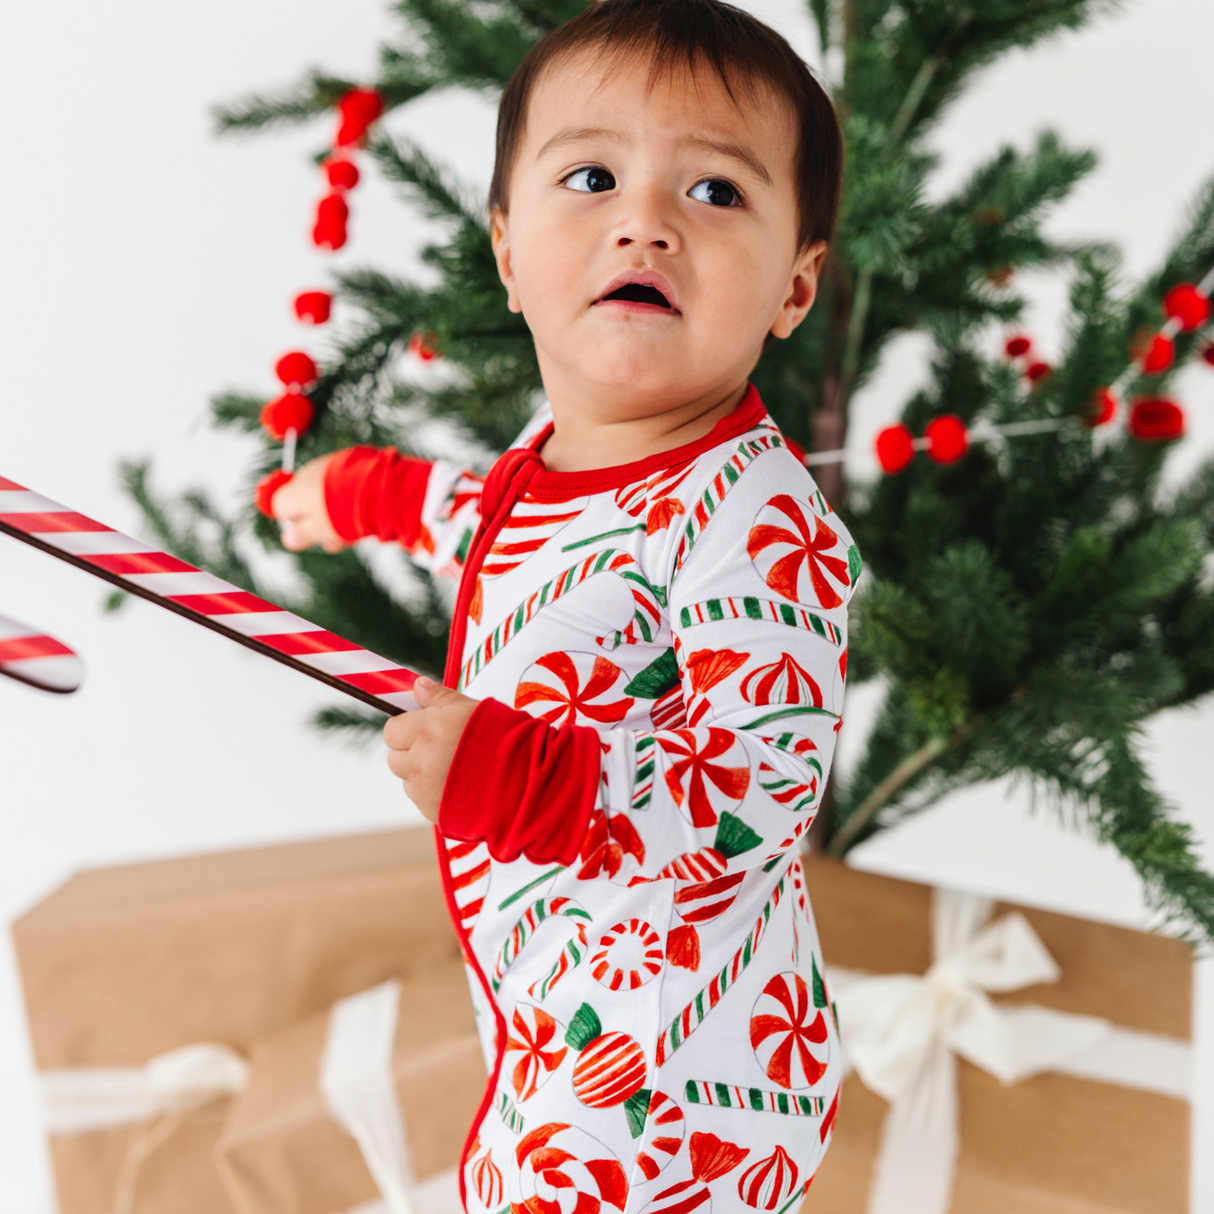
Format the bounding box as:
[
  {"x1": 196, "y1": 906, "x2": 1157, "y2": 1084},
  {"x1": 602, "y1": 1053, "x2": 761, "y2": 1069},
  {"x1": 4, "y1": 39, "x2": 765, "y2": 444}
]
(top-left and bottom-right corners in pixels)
[{"x1": 125, "y1": 0, "x2": 1214, "y2": 942}]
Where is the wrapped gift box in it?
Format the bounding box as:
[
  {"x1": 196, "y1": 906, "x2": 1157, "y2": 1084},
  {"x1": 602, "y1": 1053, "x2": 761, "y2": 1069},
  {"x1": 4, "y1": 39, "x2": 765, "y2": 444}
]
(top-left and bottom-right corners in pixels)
[
  {"x1": 217, "y1": 956, "x2": 485, "y2": 1214},
  {"x1": 801, "y1": 855, "x2": 1192, "y2": 1214},
  {"x1": 12, "y1": 827, "x2": 459, "y2": 1214}
]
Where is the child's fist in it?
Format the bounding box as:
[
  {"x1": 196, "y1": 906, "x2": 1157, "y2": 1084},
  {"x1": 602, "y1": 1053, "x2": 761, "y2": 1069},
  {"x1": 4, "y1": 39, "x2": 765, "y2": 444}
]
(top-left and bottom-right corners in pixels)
[
  {"x1": 272, "y1": 455, "x2": 345, "y2": 552},
  {"x1": 383, "y1": 677, "x2": 479, "y2": 821}
]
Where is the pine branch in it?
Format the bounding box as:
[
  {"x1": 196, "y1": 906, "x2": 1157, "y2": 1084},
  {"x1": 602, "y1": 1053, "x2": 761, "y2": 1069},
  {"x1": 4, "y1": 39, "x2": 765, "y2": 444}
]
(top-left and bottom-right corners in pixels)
[{"x1": 369, "y1": 133, "x2": 486, "y2": 227}]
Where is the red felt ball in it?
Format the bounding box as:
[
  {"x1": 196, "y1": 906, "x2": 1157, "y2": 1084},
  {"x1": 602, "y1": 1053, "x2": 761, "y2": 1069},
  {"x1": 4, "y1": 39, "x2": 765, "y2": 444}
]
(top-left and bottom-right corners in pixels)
[
  {"x1": 408, "y1": 331, "x2": 441, "y2": 362},
  {"x1": 325, "y1": 158, "x2": 361, "y2": 192},
  {"x1": 925, "y1": 415, "x2": 968, "y2": 464},
  {"x1": 1140, "y1": 333, "x2": 1175, "y2": 374},
  {"x1": 255, "y1": 469, "x2": 294, "y2": 518},
  {"x1": 293, "y1": 290, "x2": 332, "y2": 325},
  {"x1": 1127, "y1": 397, "x2": 1185, "y2": 442},
  {"x1": 275, "y1": 351, "x2": 318, "y2": 388},
  {"x1": 1163, "y1": 283, "x2": 1211, "y2": 332},
  {"x1": 1004, "y1": 335, "x2": 1031, "y2": 359},
  {"x1": 260, "y1": 392, "x2": 315, "y2": 441},
  {"x1": 335, "y1": 88, "x2": 385, "y2": 148},
  {"x1": 316, "y1": 193, "x2": 349, "y2": 226},
  {"x1": 312, "y1": 215, "x2": 348, "y2": 251},
  {"x1": 875, "y1": 424, "x2": 914, "y2": 473},
  {"x1": 1082, "y1": 387, "x2": 1117, "y2": 429},
  {"x1": 1024, "y1": 360, "x2": 1052, "y2": 383},
  {"x1": 1202, "y1": 344, "x2": 1214, "y2": 367}
]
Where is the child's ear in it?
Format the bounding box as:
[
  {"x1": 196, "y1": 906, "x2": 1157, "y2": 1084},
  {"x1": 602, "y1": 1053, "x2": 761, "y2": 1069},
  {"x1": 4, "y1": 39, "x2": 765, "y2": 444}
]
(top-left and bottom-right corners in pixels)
[
  {"x1": 770, "y1": 241, "x2": 828, "y2": 340},
  {"x1": 489, "y1": 208, "x2": 523, "y2": 314}
]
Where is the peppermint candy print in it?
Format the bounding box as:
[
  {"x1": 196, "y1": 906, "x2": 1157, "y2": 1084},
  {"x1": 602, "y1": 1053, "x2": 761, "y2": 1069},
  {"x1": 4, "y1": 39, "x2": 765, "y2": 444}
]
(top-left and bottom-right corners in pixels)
[
  {"x1": 651, "y1": 848, "x2": 728, "y2": 882},
  {"x1": 446, "y1": 838, "x2": 492, "y2": 933},
  {"x1": 633, "y1": 1091, "x2": 686, "y2": 1181},
  {"x1": 505, "y1": 1004, "x2": 568, "y2": 1101},
  {"x1": 491, "y1": 898, "x2": 591, "y2": 1000},
  {"x1": 740, "y1": 653, "x2": 823, "y2": 708},
  {"x1": 737, "y1": 1148, "x2": 799, "y2": 1210},
  {"x1": 683, "y1": 648, "x2": 749, "y2": 726},
  {"x1": 639, "y1": 1132, "x2": 749, "y2": 1214},
  {"x1": 515, "y1": 651, "x2": 634, "y2": 727},
  {"x1": 746, "y1": 494, "x2": 851, "y2": 609},
  {"x1": 657, "y1": 728, "x2": 751, "y2": 828},
  {"x1": 615, "y1": 461, "x2": 696, "y2": 535},
  {"x1": 577, "y1": 810, "x2": 646, "y2": 883},
  {"x1": 590, "y1": 919, "x2": 664, "y2": 991},
  {"x1": 572, "y1": 1031, "x2": 648, "y2": 1108},
  {"x1": 512, "y1": 1123, "x2": 629, "y2": 1214},
  {"x1": 665, "y1": 872, "x2": 747, "y2": 973},
  {"x1": 749, "y1": 972, "x2": 830, "y2": 1089},
  {"x1": 470, "y1": 1142, "x2": 505, "y2": 1209}
]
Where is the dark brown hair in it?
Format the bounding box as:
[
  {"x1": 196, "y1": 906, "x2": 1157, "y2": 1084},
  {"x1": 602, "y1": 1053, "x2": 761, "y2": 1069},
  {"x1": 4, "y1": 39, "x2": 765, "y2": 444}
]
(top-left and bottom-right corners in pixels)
[{"x1": 489, "y1": 0, "x2": 844, "y2": 251}]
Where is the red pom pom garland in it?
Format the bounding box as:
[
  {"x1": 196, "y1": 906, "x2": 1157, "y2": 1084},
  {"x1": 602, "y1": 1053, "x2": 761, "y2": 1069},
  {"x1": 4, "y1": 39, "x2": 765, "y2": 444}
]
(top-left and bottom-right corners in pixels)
[
  {"x1": 1004, "y1": 335, "x2": 1031, "y2": 359},
  {"x1": 1140, "y1": 333, "x2": 1175, "y2": 374},
  {"x1": 335, "y1": 88, "x2": 385, "y2": 148},
  {"x1": 925, "y1": 415, "x2": 969, "y2": 463},
  {"x1": 293, "y1": 290, "x2": 332, "y2": 325},
  {"x1": 256, "y1": 469, "x2": 294, "y2": 518},
  {"x1": 1024, "y1": 360, "x2": 1052, "y2": 384},
  {"x1": 1163, "y1": 283, "x2": 1211, "y2": 332},
  {"x1": 1202, "y1": 344, "x2": 1214, "y2": 367},
  {"x1": 1128, "y1": 398, "x2": 1185, "y2": 442},
  {"x1": 408, "y1": 331, "x2": 441, "y2": 362},
  {"x1": 1083, "y1": 388, "x2": 1118, "y2": 429},
  {"x1": 875, "y1": 424, "x2": 914, "y2": 473},
  {"x1": 249, "y1": 87, "x2": 390, "y2": 507}
]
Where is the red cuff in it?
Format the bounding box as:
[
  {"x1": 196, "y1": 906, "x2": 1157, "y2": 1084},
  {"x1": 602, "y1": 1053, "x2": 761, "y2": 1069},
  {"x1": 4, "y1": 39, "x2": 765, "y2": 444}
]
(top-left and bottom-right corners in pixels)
[
  {"x1": 323, "y1": 446, "x2": 433, "y2": 546},
  {"x1": 439, "y1": 698, "x2": 600, "y2": 866}
]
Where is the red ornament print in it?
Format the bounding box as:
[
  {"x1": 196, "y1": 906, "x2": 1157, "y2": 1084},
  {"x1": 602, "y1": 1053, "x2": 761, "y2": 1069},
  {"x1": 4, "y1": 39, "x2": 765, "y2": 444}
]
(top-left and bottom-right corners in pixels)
[
  {"x1": 513, "y1": 1123, "x2": 629, "y2": 1214},
  {"x1": 590, "y1": 919, "x2": 664, "y2": 990},
  {"x1": 741, "y1": 653, "x2": 823, "y2": 708},
  {"x1": 749, "y1": 972, "x2": 829, "y2": 1090},
  {"x1": 737, "y1": 1146, "x2": 799, "y2": 1210},
  {"x1": 515, "y1": 652, "x2": 634, "y2": 727},
  {"x1": 577, "y1": 810, "x2": 645, "y2": 881},
  {"x1": 504, "y1": 1004, "x2": 568, "y2": 1101},
  {"x1": 634, "y1": 1091, "x2": 686, "y2": 1180},
  {"x1": 684, "y1": 648, "x2": 749, "y2": 725},
  {"x1": 572, "y1": 1032, "x2": 648, "y2": 1107},
  {"x1": 747, "y1": 495, "x2": 850, "y2": 608},
  {"x1": 657, "y1": 728, "x2": 750, "y2": 827}
]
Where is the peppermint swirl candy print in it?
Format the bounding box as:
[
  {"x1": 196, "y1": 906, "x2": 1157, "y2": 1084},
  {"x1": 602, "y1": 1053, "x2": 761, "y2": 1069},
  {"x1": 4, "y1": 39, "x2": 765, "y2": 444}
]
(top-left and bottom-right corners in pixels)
[
  {"x1": 512, "y1": 1123, "x2": 629, "y2": 1214},
  {"x1": 749, "y1": 971, "x2": 830, "y2": 1089},
  {"x1": 590, "y1": 919, "x2": 664, "y2": 991}
]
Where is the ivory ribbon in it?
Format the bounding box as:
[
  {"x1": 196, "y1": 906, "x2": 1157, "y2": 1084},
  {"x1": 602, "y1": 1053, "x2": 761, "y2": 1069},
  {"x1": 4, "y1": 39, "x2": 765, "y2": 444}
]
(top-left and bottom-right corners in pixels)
[
  {"x1": 321, "y1": 979, "x2": 416, "y2": 1214},
  {"x1": 828, "y1": 889, "x2": 1192, "y2": 1214},
  {"x1": 41, "y1": 1042, "x2": 249, "y2": 1133}
]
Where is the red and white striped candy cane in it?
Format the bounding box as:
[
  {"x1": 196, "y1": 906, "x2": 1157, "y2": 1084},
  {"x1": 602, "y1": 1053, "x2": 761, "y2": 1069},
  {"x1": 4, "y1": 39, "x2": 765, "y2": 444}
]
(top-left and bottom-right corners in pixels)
[
  {"x1": 0, "y1": 611, "x2": 84, "y2": 694},
  {"x1": 0, "y1": 475, "x2": 419, "y2": 714}
]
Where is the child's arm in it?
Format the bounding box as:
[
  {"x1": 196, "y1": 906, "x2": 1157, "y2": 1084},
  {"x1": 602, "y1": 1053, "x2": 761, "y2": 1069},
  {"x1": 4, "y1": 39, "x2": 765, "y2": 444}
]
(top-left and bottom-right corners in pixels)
[
  {"x1": 434, "y1": 462, "x2": 856, "y2": 879},
  {"x1": 272, "y1": 447, "x2": 484, "y2": 577}
]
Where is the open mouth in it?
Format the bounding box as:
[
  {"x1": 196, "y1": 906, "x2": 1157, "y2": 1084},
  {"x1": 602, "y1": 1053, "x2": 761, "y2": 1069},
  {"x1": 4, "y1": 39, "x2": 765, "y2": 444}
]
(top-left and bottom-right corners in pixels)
[{"x1": 600, "y1": 283, "x2": 673, "y2": 309}]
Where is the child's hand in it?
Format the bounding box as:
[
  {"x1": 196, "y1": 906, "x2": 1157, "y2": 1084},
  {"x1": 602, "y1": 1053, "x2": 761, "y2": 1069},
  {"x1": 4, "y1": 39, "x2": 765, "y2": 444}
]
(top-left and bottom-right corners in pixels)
[
  {"x1": 384, "y1": 677, "x2": 479, "y2": 821},
  {"x1": 272, "y1": 455, "x2": 346, "y2": 552}
]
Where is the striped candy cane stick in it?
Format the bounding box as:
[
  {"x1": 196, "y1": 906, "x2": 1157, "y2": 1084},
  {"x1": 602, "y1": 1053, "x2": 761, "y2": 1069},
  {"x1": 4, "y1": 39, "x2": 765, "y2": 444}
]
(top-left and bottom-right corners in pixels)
[
  {"x1": 0, "y1": 612, "x2": 84, "y2": 694},
  {"x1": 0, "y1": 476, "x2": 419, "y2": 714}
]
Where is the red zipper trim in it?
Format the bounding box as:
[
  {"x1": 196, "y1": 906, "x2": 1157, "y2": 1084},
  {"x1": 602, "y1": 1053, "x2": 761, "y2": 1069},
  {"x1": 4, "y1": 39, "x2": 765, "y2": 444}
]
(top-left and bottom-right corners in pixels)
[{"x1": 436, "y1": 449, "x2": 543, "y2": 1207}]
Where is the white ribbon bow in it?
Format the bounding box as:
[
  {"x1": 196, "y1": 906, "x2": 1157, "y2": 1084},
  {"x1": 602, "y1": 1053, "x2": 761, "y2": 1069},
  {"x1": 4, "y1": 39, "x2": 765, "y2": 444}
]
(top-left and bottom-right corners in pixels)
[
  {"x1": 41, "y1": 1042, "x2": 249, "y2": 1134},
  {"x1": 831, "y1": 888, "x2": 1191, "y2": 1214}
]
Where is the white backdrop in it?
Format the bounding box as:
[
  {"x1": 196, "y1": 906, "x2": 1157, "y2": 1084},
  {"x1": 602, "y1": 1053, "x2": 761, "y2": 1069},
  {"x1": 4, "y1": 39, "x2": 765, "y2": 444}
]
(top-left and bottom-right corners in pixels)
[{"x1": 1, "y1": 0, "x2": 1212, "y2": 1208}]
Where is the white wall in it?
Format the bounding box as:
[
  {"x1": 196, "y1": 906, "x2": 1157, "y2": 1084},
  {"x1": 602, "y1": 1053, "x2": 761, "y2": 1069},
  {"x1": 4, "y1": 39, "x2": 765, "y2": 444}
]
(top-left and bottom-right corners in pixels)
[{"x1": 0, "y1": 0, "x2": 1211, "y2": 1208}]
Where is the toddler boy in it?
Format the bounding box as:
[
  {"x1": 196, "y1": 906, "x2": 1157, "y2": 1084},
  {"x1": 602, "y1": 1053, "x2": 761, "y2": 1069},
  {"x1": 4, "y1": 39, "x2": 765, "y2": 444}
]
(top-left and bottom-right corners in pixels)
[{"x1": 274, "y1": 1, "x2": 854, "y2": 1209}]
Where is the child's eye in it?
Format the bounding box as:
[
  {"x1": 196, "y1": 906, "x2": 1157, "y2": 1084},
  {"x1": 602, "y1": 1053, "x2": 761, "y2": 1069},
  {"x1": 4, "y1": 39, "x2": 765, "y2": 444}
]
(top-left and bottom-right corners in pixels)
[
  {"x1": 564, "y1": 167, "x2": 616, "y2": 193},
  {"x1": 689, "y1": 178, "x2": 743, "y2": 208}
]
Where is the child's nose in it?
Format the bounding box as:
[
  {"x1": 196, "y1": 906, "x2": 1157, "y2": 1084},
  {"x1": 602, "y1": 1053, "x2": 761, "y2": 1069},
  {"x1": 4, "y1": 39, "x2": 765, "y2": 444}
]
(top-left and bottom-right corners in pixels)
[{"x1": 612, "y1": 187, "x2": 680, "y2": 253}]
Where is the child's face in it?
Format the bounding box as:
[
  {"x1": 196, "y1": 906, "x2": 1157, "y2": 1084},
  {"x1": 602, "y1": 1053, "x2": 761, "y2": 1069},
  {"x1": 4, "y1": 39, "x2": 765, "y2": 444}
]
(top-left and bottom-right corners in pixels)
[{"x1": 491, "y1": 51, "x2": 826, "y2": 419}]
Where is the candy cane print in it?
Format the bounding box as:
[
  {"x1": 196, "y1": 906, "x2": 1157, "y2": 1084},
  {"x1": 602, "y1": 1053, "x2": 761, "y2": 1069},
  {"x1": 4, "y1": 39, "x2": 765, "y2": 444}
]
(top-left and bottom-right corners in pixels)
[
  {"x1": 0, "y1": 476, "x2": 419, "y2": 714},
  {"x1": 0, "y1": 611, "x2": 84, "y2": 694}
]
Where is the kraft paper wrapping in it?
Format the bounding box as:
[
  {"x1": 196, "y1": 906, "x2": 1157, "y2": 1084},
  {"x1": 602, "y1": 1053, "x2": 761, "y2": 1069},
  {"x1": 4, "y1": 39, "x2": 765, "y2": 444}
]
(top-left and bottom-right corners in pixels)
[
  {"x1": 12, "y1": 827, "x2": 458, "y2": 1214},
  {"x1": 217, "y1": 956, "x2": 486, "y2": 1214},
  {"x1": 801, "y1": 856, "x2": 1192, "y2": 1214}
]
